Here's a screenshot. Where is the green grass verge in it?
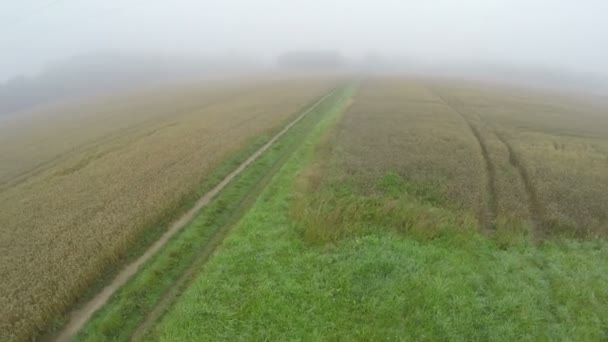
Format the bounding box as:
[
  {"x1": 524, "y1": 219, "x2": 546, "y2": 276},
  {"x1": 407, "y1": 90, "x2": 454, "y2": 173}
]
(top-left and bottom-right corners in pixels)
[
  {"x1": 292, "y1": 170, "x2": 481, "y2": 246},
  {"x1": 147, "y1": 86, "x2": 608, "y2": 340},
  {"x1": 74, "y1": 85, "x2": 353, "y2": 341}
]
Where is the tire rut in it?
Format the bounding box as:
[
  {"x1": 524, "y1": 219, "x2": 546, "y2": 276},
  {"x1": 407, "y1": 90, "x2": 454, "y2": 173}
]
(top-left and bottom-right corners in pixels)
[
  {"x1": 494, "y1": 131, "x2": 546, "y2": 239},
  {"x1": 429, "y1": 87, "x2": 498, "y2": 231}
]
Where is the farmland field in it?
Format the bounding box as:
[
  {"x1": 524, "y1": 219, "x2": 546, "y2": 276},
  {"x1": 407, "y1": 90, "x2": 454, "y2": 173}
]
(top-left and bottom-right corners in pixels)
[
  {"x1": 431, "y1": 80, "x2": 608, "y2": 238},
  {"x1": 0, "y1": 77, "x2": 338, "y2": 341},
  {"x1": 145, "y1": 78, "x2": 608, "y2": 340},
  {"x1": 3, "y1": 76, "x2": 608, "y2": 341}
]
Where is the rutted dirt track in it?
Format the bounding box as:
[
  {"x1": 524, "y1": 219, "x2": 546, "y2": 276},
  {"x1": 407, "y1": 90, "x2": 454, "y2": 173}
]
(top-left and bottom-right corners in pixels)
[{"x1": 54, "y1": 87, "x2": 338, "y2": 342}]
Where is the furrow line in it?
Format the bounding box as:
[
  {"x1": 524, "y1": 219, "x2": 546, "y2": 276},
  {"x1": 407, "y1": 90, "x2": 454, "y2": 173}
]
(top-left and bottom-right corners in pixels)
[
  {"x1": 494, "y1": 131, "x2": 546, "y2": 239},
  {"x1": 430, "y1": 88, "x2": 498, "y2": 231}
]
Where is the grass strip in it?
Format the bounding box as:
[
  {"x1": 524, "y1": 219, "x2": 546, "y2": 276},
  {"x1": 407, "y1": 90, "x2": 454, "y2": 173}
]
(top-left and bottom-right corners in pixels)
[
  {"x1": 146, "y1": 83, "x2": 356, "y2": 340},
  {"x1": 74, "y1": 84, "x2": 353, "y2": 341}
]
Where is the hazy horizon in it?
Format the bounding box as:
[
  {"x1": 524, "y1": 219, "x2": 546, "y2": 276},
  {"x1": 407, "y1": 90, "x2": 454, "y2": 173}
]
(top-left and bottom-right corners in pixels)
[{"x1": 1, "y1": 0, "x2": 607, "y2": 82}]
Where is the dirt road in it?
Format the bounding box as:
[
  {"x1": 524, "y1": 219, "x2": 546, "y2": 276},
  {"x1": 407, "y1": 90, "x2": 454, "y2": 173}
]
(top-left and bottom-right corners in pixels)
[{"x1": 54, "y1": 87, "x2": 338, "y2": 341}]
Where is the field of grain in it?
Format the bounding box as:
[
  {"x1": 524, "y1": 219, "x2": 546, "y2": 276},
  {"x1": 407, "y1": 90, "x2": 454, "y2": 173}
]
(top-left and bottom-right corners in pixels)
[
  {"x1": 432, "y1": 81, "x2": 608, "y2": 238},
  {"x1": 144, "y1": 79, "x2": 608, "y2": 340},
  {"x1": 3, "y1": 75, "x2": 607, "y2": 341},
  {"x1": 294, "y1": 78, "x2": 608, "y2": 243},
  {"x1": 0, "y1": 77, "x2": 337, "y2": 341},
  {"x1": 292, "y1": 80, "x2": 486, "y2": 243},
  {"x1": 0, "y1": 80, "x2": 250, "y2": 187}
]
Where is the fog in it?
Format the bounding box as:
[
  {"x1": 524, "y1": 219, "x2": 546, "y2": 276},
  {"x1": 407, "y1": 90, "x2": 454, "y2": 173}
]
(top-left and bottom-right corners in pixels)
[{"x1": 1, "y1": 0, "x2": 607, "y2": 92}]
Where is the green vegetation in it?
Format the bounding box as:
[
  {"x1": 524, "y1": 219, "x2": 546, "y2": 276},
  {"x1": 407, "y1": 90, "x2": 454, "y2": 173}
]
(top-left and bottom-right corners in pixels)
[
  {"x1": 151, "y1": 222, "x2": 608, "y2": 340},
  {"x1": 75, "y1": 84, "x2": 354, "y2": 341},
  {"x1": 147, "y1": 78, "x2": 608, "y2": 340}
]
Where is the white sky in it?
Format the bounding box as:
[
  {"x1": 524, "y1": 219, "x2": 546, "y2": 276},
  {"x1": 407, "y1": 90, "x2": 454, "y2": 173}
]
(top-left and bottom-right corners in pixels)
[{"x1": 1, "y1": 0, "x2": 607, "y2": 81}]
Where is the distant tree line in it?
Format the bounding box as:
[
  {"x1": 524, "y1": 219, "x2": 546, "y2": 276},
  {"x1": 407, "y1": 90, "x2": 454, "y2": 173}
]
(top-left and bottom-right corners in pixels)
[{"x1": 277, "y1": 50, "x2": 346, "y2": 70}]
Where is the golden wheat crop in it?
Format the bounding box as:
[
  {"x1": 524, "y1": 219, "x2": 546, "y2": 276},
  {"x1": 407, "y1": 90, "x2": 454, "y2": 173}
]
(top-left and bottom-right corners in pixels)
[
  {"x1": 434, "y1": 81, "x2": 608, "y2": 238},
  {"x1": 0, "y1": 77, "x2": 337, "y2": 341},
  {"x1": 293, "y1": 77, "x2": 608, "y2": 243},
  {"x1": 331, "y1": 78, "x2": 487, "y2": 214}
]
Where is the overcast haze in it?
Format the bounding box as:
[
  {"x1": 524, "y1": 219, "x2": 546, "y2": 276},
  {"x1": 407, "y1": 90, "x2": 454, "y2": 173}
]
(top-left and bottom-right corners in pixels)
[{"x1": 1, "y1": 0, "x2": 608, "y2": 82}]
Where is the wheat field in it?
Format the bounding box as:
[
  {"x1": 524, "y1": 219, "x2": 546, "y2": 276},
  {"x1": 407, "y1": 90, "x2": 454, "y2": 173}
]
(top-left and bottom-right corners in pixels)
[
  {"x1": 293, "y1": 77, "x2": 608, "y2": 243},
  {"x1": 0, "y1": 77, "x2": 336, "y2": 341},
  {"x1": 433, "y1": 80, "x2": 608, "y2": 238}
]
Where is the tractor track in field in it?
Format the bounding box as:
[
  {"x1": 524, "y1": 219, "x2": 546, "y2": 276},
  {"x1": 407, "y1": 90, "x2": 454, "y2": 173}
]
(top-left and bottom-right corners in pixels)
[
  {"x1": 494, "y1": 131, "x2": 546, "y2": 239},
  {"x1": 429, "y1": 88, "x2": 498, "y2": 231},
  {"x1": 53, "y1": 87, "x2": 339, "y2": 342},
  {"x1": 467, "y1": 104, "x2": 546, "y2": 239}
]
